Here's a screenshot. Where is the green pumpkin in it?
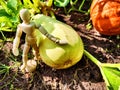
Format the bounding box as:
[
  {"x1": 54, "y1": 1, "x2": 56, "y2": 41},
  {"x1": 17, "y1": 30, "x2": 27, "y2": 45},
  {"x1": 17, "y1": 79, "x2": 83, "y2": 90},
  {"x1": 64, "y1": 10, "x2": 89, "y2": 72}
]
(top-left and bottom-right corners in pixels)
[{"x1": 32, "y1": 15, "x2": 84, "y2": 69}]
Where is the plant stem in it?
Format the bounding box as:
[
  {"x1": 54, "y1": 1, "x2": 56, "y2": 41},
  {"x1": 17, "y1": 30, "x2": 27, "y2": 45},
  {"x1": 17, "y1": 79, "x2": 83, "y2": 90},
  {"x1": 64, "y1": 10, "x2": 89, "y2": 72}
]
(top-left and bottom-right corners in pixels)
[
  {"x1": 78, "y1": 0, "x2": 85, "y2": 11},
  {"x1": 84, "y1": 50, "x2": 101, "y2": 66},
  {"x1": 0, "y1": 30, "x2": 7, "y2": 41}
]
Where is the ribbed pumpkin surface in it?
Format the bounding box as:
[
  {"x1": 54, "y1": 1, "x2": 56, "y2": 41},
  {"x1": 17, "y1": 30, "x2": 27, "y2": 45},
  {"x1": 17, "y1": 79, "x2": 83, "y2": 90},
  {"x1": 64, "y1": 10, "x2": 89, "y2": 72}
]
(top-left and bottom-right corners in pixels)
[{"x1": 90, "y1": 0, "x2": 120, "y2": 35}]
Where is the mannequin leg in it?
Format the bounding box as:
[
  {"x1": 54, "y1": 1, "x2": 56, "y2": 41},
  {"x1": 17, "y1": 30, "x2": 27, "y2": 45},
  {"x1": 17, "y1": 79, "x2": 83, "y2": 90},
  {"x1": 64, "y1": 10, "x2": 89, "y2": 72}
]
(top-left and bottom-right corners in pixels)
[
  {"x1": 20, "y1": 43, "x2": 30, "y2": 72},
  {"x1": 32, "y1": 43, "x2": 40, "y2": 60}
]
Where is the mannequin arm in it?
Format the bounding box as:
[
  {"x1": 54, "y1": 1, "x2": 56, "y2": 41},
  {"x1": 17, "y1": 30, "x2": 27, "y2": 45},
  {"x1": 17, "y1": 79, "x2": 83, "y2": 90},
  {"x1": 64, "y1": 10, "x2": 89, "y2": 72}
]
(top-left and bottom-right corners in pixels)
[
  {"x1": 38, "y1": 25, "x2": 68, "y2": 45},
  {"x1": 12, "y1": 25, "x2": 22, "y2": 56}
]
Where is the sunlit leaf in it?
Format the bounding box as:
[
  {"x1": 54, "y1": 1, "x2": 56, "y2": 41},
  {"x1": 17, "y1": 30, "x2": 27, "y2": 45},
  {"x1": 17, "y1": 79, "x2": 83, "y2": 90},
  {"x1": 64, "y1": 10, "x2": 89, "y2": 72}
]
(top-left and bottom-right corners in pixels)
[
  {"x1": 84, "y1": 50, "x2": 120, "y2": 90},
  {"x1": 0, "y1": 17, "x2": 13, "y2": 27},
  {"x1": 54, "y1": 0, "x2": 69, "y2": 7},
  {"x1": 0, "y1": 0, "x2": 21, "y2": 32},
  {"x1": 23, "y1": 0, "x2": 34, "y2": 8},
  {"x1": 7, "y1": 0, "x2": 18, "y2": 11},
  {"x1": 0, "y1": 0, "x2": 12, "y2": 15},
  {"x1": 33, "y1": 0, "x2": 40, "y2": 7},
  {"x1": 0, "y1": 9, "x2": 9, "y2": 17},
  {"x1": 100, "y1": 64, "x2": 120, "y2": 90},
  {"x1": 0, "y1": 17, "x2": 10, "y2": 22},
  {"x1": 0, "y1": 27, "x2": 14, "y2": 32}
]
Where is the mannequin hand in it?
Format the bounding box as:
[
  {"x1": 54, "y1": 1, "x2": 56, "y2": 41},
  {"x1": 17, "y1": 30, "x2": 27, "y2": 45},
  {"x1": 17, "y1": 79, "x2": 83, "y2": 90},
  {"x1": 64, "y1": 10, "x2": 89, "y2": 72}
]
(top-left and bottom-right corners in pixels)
[{"x1": 12, "y1": 47, "x2": 19, "y2": 56}]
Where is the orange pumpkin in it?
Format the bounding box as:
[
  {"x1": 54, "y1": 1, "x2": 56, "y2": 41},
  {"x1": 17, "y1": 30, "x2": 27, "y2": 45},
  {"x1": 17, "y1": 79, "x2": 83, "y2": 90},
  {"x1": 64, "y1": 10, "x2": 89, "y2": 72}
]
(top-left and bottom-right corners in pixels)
[{"x1": 90, "y1": 0, "x2": 120, "y2": 35}]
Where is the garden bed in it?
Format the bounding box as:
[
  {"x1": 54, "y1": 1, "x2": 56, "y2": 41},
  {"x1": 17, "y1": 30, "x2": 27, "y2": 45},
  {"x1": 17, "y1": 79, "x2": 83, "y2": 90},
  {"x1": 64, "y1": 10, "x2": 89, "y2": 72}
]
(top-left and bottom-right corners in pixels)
[{"x1": 0, "y1": 10, "x2": 120, "y2": 89}]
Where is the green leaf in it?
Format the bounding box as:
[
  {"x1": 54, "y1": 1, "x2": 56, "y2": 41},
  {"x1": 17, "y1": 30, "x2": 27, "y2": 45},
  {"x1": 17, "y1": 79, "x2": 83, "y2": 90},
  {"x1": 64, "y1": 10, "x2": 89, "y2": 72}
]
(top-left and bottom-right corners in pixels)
[
  {"x1": 0, "y1": 64, "x2": 10, "y2": 74},
  {"x1": 0, "y1": 16, "x2": 10, "y2": 22},
  {"x1": 0, "y1": 16, "x2": 13, "y2": 27},
  {"x1": 23, "y1": 0, "x2": 34, "y2": 8},
  {"x1": 100, "y1": 64, "x2": 120, "y2": 90},
  {"x1": 7, "y1": 0, "x2": 18, "y2": 11},
  {"x1": 10, "y1": 15, "x2": 19, "y2": 23},
  {"x1": 0, "y1": 27, "x2": 14, "y2": 32},
  {"x1": 33, "y1": 0, "x2": 41, "y2": 7},
  {"x1": 46, "y1": 0, "x2": 53, "y2": 7},
  {"x1": 0, "y1": 17, "x2": 13, "y2": 27},
  {"x1": 86, "y1": 23, "x2": 92, "y2": 30},
  {"x1": 84, "y1": 50, "x2": 120, "y2": 90},
  {"x1": 54, "y1": 0, "x2": 69, "y2": 7},
  {"x1": 0, "y1": 0, "x2": 12, "y2": 15},
  {"x1": 0, "y1": 9, "x2": 9, "y2": 17}
]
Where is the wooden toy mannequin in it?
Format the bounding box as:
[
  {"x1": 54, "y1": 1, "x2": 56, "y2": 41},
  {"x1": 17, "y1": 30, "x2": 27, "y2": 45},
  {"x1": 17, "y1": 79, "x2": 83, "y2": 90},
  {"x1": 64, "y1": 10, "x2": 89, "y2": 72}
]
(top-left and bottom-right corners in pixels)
[
  {"x1": 12, "y1": 9, "x2": 39, "y2": 72},
  {"x1": 12, "y1": 9, "x2": 67, "y2": 72}
]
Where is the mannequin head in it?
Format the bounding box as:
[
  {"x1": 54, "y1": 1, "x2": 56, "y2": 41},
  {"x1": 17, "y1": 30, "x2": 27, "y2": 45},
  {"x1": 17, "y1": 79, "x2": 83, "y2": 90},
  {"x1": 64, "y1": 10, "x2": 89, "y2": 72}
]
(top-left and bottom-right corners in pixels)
[{"x1": 20, "y1": 9, "x2": 31, "y2": 23}]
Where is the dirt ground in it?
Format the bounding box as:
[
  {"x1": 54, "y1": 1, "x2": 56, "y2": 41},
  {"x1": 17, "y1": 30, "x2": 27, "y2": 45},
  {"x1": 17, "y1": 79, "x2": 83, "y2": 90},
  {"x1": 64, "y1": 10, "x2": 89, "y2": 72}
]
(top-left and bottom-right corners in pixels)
[{"x1": 0, "y1": 10, "x2": 120, "y2": 90}]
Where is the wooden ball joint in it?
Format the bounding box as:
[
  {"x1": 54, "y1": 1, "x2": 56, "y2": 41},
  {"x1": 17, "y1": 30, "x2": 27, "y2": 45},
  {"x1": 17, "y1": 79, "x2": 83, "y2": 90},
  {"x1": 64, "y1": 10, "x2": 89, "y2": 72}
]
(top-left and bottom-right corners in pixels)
[{"x1": 90, "y1": 0, "x2": 120, "y2": 35}]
